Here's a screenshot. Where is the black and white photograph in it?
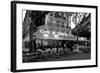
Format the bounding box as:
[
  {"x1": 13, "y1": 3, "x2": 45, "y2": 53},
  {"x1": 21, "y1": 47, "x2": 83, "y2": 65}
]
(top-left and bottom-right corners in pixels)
[
  {"x1": 11, "y1": 1, "x2": 97, "y2": 72},
  {"x1": 22, "y1": 10, "x2": 91, "y2": 63}
]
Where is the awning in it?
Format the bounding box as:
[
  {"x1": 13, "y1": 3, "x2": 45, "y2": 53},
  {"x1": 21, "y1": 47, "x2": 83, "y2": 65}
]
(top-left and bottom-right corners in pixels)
[{"x1": 34, "y1": 25, "x2": 77, "y2": 40}]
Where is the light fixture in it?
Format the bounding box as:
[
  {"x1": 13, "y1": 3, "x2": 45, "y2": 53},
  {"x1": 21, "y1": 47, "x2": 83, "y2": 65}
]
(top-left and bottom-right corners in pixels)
[
  {"x1": 54, "y1": 34, "x2": 58, "y2": 38},
  {"x1": 43, "y1": 34, "x2": 49, "y2": 37},
  {"x1": 64, "y1": 33, "x2": 67, "y2": 36},
  {"x1": 80, "y1": 37, "x2": 84, "y2": 40},
  {"x1": 52, "y1": 31, "x2": 56, "y2": 35},
  {"x1": 40, "y1": 29, "x2": 45, "y2": 33}
]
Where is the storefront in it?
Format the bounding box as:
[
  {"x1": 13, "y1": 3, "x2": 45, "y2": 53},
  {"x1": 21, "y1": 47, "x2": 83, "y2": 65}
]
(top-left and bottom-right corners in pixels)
[{"x1": 23, "y1": 11, "x2": 90, "y2": 53}]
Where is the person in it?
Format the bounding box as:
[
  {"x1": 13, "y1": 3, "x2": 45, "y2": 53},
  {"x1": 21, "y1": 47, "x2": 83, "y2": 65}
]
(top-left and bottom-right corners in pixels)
[
  {"x1": 29, "y1": 40, "x2": 33, "y2": 53},
  {"x1": 67, "y1": 41, "x2": 74, "y2": 52},
  {"x1": 33, "y1": 35, "x2": 36, "y2": 52}
]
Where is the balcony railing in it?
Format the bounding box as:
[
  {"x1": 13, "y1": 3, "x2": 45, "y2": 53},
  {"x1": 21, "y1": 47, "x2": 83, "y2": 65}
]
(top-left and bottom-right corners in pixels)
[{"x1": 47, "y1": 16, "x2": 69, "y2": 29}]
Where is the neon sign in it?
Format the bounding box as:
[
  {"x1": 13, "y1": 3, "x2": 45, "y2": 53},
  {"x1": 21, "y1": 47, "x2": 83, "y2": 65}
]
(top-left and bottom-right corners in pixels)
[
  {"x1": 40, "y1": 29, "x2": 68, "y2": 37},
  {"x1": 40, "y1": 29, "x2": 50, "y2": 34}
]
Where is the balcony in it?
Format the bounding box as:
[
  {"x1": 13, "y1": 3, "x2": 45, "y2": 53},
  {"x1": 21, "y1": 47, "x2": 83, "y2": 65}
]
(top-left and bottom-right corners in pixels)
[{"x1": 46, "y1": 16, "x2": 70, "y2": 29}]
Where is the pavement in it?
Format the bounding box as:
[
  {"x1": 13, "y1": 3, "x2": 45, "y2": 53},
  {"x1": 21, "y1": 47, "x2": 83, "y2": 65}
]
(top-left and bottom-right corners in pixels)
[{"x1": 23, "y1": 51, "x2": 91, "y2": 63}]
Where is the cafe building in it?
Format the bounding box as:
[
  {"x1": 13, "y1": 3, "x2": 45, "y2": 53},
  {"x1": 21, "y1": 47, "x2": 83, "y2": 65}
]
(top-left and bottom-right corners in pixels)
[{"x1": 23, "y1": 11, "x2": 90, "y2": 54}]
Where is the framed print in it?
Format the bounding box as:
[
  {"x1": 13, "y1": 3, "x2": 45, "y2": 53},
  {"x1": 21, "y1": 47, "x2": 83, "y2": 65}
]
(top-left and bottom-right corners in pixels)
[{"x1": 11, "y1": 1, "x2": 98, "y2": 72}]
